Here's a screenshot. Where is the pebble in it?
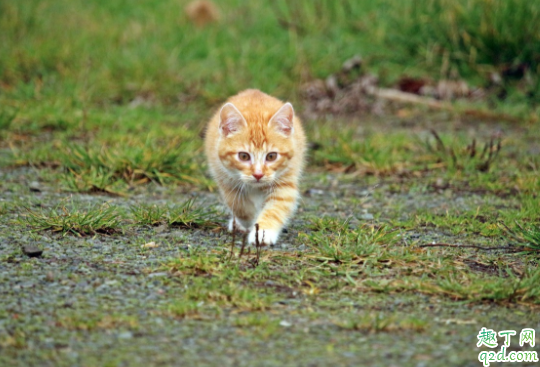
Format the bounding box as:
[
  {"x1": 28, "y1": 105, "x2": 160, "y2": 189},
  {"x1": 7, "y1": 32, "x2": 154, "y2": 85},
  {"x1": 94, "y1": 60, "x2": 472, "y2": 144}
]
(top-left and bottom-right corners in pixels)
[
  {"x1": 155, "y1": 224, "x2": 168, "y2": 233},
  {"x1": 360, "y1": 213, "x2": 374, "y2": 220},
  {"x1": 279, "y1": 320, "x2": 292, "y2": 327},
  {"x1": 118, "y1": 331, "x2": 133, "y2": 339},
  {"x1": 142, "y1": 241, "x2": 159, "y2": 249},
  {"x1": 148, "y1": 272, "x2": 168, "y2": 278},
  {"x1": 22, "y1": 245, "x2": 43, "y2": 258},
  {"x1": 29, "y1": 181, "x2": 41, "y2": 192}
]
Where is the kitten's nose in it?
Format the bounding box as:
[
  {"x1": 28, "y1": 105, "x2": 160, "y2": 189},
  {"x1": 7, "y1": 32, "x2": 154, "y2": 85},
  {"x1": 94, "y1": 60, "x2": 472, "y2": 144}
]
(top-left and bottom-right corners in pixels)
[{"x1": 253, "y1": 173, "x2": 264, "y2": 181}]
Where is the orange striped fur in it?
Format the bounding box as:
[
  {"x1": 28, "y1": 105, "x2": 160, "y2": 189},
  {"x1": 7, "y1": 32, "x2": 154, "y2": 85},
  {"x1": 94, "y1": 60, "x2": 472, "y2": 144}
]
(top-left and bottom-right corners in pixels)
[{"x1": 204, "y1": 89, "x2": 307, "y2": 245}]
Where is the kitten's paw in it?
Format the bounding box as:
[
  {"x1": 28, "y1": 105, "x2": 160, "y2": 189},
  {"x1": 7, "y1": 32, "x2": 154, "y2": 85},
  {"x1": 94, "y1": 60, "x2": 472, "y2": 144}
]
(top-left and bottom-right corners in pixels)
[
  {"x1": 228, "y1": 218, "x2": 246, "y2": 233},
  {"x1": 248, "y1": 227, "x2": 279, "y2": 246}
]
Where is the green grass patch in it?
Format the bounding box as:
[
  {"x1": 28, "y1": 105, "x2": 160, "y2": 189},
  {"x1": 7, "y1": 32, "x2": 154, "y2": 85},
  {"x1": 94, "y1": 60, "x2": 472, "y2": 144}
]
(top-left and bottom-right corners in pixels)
[
  {"x1": 311, "y1": 129, "x2": 416, "y2": 175},
  {"x1": 159, "y1": 221, "x2": 540, "y2": 322},
  {"x1": 19, "y1": 199, "x2": 221, "y2": 235},
  {"x1": 421, "y1": 130, "x2": 502, "y2": 173},
  {"x1": 55, "y1": 312, "x2": 139, "y2": 331},
  {"x1": 386, "y1": 0, "x2": 540, "y2": 82},
  {"x1": 398, "y1": 210, "x2": 503, "y2": 237},
  {"x1": 130, "y1": 199, "x2": 221, "y2": 229},
  {"x1": 21, "y1": 202, "x2": 123, "y2": 236},
  {"x1": 60, "y1": 137, "x2": 207, "y2": 193},
  {"x1": 307, "y1": 217, "x2": 351, "y2": 232},
  {"x1": 504, "y1": 222, "x2": 540, "y2": 251},
  {"x1": 361, "y1": 265, "x2": 540, "y2": 304}
]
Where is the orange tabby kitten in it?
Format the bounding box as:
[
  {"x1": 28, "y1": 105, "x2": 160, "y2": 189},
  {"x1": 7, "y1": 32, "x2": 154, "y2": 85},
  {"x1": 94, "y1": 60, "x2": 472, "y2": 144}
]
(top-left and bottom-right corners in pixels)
[{"x1": 204, "y1": 89, "x2": 307, "y2": 245}]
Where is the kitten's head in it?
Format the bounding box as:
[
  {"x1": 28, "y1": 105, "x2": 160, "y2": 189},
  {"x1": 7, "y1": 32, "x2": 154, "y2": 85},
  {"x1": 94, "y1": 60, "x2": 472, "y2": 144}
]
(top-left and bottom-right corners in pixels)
[{"x1": 217, "y1": 101, "x2": 296, "y2": 186}]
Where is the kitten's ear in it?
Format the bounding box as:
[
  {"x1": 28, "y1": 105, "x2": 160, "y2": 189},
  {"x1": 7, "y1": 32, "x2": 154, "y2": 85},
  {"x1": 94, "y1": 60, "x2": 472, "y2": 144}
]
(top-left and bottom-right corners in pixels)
[
  {"x1": 219, "y1": 103, "x2": 247, "y2": 137},
  {"x1": 269, "y1": 102, "x2": 294, "y2": 137}
]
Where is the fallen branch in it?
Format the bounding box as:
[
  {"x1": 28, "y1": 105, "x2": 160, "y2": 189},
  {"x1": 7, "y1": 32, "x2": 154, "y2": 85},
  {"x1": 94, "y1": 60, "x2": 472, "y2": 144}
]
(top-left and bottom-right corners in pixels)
[{"x1": 367, "y1": 87, "x2": 530, "y2": 123}]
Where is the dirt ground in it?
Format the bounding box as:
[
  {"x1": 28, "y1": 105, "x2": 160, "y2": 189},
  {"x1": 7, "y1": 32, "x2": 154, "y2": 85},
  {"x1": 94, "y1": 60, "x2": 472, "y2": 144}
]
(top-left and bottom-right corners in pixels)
[{"x1": 1, "y1": 116, "x2": 539, "y2": 367}]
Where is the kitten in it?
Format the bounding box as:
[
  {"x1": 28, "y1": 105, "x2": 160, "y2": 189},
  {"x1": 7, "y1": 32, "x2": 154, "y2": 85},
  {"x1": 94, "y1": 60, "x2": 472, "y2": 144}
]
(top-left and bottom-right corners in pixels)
[{"x1": 204, "y1": 89, "x2": 307, "y2": 246}]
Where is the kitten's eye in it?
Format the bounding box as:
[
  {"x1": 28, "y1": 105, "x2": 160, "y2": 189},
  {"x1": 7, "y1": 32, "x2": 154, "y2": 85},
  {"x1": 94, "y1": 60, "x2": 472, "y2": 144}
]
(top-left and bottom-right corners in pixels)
[
  {"x1": 266, "y1": 152, "x2": 278, "y2": 162},
  {"x1": 238, "y1": 152, "x2": 251, "y2": 162}
]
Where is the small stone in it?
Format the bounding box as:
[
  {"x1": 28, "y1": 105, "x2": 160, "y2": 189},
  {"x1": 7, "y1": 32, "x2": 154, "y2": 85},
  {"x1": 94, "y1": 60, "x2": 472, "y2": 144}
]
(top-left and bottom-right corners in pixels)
[
  {"x1": 155, "y1": 224, "x2": 168, "y2": 233},
  {"x1": 148, "y1": 272, "x2": 168, "y2": 278},
  {"x1": 29, "y1": 181, "x2": 41, "y2": 192},
  {"x1": 360, "y1": 213, "x2": 374, "y2": 220},
  {"x1": 279, "y1": 320, "x2": 292, "y2": 327},
  {"x1": 62, "y1": 300, "x2": 74, "y2": 308},
  {"x1": 342, "y1": 55, "x2": 362, "y2": 72},
  {"x1": 22, "y1": 245, "x2": 43, "y2": 258},
  {"x1": 117, "y1": 331, "x2": 133, "y2": 339},
  {"x1": 325, "y1": 74, "x2": 339, "y2": 95},
  {"x1": 142, "y1": 241, "x2": 159, "y2": 249}
]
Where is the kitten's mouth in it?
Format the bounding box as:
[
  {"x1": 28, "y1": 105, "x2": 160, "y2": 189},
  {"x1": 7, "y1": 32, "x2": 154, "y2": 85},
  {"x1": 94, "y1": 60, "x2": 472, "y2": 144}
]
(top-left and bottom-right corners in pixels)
[{"x1": 250, "y1": 180, "x2": 270, "y2": 186}]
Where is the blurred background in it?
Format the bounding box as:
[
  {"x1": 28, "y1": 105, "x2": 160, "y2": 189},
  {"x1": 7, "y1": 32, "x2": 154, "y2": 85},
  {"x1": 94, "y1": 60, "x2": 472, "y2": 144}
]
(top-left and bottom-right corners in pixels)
[{"x1": 1, "y1": 0, "x2": 539, "y2": 114}]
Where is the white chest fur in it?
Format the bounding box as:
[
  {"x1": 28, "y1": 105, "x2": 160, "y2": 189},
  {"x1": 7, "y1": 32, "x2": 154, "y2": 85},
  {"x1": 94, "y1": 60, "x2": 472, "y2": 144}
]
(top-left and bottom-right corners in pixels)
[{"x1": 236, "y1": 186, "x2": 267, "y2": 229}]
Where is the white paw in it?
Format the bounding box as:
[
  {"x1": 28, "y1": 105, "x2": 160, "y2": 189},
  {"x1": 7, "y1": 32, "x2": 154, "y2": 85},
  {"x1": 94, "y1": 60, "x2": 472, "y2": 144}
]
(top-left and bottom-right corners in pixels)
[
  {"x1": 228, "y1": 218, "x2": 246, "y2": 233},
  {"x1": 248, "y1": 227, "x2": 279, "y2": 246}
]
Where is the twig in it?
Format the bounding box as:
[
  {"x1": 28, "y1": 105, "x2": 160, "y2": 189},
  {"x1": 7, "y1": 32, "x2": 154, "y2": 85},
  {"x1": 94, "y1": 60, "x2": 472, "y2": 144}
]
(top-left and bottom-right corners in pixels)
[
  {"x1": 468, "y1": 138, "x2": 476, "y2": 158},
  {"x1": 419, "y1": 243, "x2": 530, "y2": 252},
  {"x1": 259, "y1": 229, "x2": 265, "y2": 265},
  {"x1": 430, "y1": 129, "x2": 446, "y2": 152},
  {"x1": 254, "y1": 223, "x2": 260, "y2": 266},
  {"x1": 367, "y1": 87, "x2": 531, "y2": 123},
  {"x1": 239, "y1": 233, "x2": 247, "y2": 258},
  {"x1": 228, "y1": 217, "x2": 236, "y2": 260}
]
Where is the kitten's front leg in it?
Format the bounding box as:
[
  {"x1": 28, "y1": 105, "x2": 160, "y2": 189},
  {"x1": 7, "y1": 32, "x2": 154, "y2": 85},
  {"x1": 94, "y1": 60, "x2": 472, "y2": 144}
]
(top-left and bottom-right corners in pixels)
[
  {"x1": 228, "y1": 217, "x2": 246, "y2": 233},
  {"x1": 248, "y1": 183, "x2": 298, "y2": 246},
  {"x1": 221, "y1": 186, "x2": 255, "y2": 233}
]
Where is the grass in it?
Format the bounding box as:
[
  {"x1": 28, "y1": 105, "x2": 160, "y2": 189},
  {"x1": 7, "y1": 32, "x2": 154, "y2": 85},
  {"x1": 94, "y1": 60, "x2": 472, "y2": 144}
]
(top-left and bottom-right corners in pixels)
[
  {"x1": 308, "y1": 124, "x2": 538, "y2": 195},
  {"x1": 130, "y1": 199, "x2": 221, "y2": 228},
  {"x1": 0, "y1": 107, "x2": 17, "y2": 130},
  {"x1": 311, "y1": 129, "x2": 415, "y2": 175},
  {"x1": 14, "y1": 133, "x2": 208, "y2": 194},
  {"x1": 361, "y1": 266, "x2": 540, "y2": 304},
  {"x1": 386, "y1": 0, "x2": 540, "y2": 81},
  {"x1": 60, "y1": 137, "x2": 205, "y2": 185},
  {"x1": 56, "y1": 313, "x2": 139, "y2": 331},
  {"x1": 155, "y1": 219, "x2": 540, "y2": 325},
  {"x1": 22, "y1": 202, "x2": 122, "y2": 236},
  {"x1": 421, "y1": 130, "x2": 502, "y2": 173},
  {"x1": 129, "y1": 204, "x2": 167, "y2": 226},
  {"x1": 157, "y1": 238, "x2": 540, "y2": 326},
  {"x1": 397, "y1": 210, "x2": 503, "y2": 237},
  {"x1": 384, "y1": 0, "x2": 540, "y2": 117},
  {"x1": 504, "y1": 222, "x2": 540, "y2": 251},
  {"x1": 20, "y1": 199, "x2": 222, "y2": 235},
  {"x1": 1, "y1": 0, "x2": 538, "y2": 117}
]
